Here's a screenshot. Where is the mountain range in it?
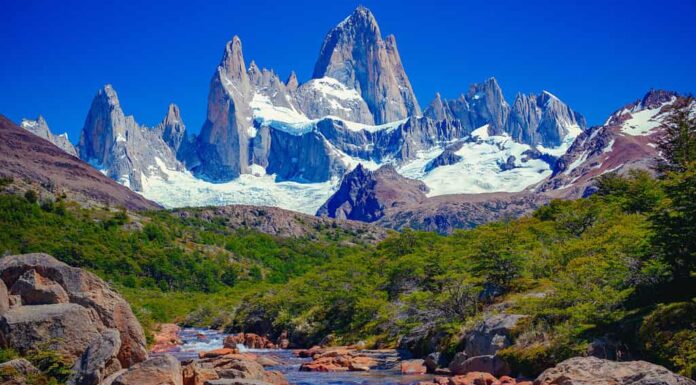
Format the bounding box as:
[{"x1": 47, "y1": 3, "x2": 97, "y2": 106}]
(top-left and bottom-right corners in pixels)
[{"x1": 11, "y1": 6, "x2": 695, "y2": 233}]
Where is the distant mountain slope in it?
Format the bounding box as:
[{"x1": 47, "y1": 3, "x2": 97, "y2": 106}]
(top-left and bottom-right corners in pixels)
[
  {"x1": 537, "y1": 90, "x2": 694, "y2": 197},
  {"x1": 0, "y1": 114, "x2": 159, "y2": 211}
]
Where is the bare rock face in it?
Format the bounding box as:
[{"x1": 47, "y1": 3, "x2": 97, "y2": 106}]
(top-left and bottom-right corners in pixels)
[
  {"x1": 0, "y1": 253, "x2": 148, "y2": 368},
  {"x1": 0, "y1": 279, "x2": 8, "y2": 315},
  {"x1": 317, "y1": 164, "x2": 428, "y2": 222},
  {"x1": 464, "y1": 314, "x2": 528, "y2": 357},
  {"x1": 193, "y1": 36, "x2": 253, "y2": 181},
  {"x1": 9, "y1": 268, "x2": 70, "y2": 305},
  {"x1": 0, "y1": 303, "x2": 101, "y2": 359},
  {"x1": 111, "y1": 354, "x2": 182, "y2": 385},
  {"x1": 312, "y1": 6, "x2": 421, "y2": 124},
  {"x1": 68, "y1": 329, "x2": 122, "y2": 385},
  {"x1": 20, "y1": 115, "x2": 78, "y2": 157},
  {"x1": 534, "y1": 356, "x2": 696, "y2": 385},
  {"x1": 424, "y1": 79, "x2": 586, "y2": 146},
  {"x1": 506, "y1": 91, "x2": 586, "y2": 147},
  {"x1": 77, "y1": 85, "x2": 187, "y2": 191}
]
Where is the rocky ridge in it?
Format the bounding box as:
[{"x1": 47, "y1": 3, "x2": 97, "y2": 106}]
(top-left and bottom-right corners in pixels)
[{"x1": 20, "y1": 115, "x2": 78, "y2": 156}]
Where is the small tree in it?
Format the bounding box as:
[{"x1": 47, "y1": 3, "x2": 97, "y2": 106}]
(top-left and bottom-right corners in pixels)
[{"x1": 656, "y1": 97, "x2": 696, "y2": 175}]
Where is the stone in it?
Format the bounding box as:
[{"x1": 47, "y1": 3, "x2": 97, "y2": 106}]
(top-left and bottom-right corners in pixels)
[
  {"x1": 424, "y1": 352, "x2": 447, "y2": 373},
  {"x1": 200, "y1": 348, "x2": 239, "y2": 359},
  {"x1": 9, "y1": 268, "x2": 70, "y2": 305},
  {"x1": 0, "y1": 253, "x2": 148, "y2": 367},
  {"x1": 534, "y1": 356, "x2": 696, "y2": 385},
  {"x1": 448, "y1": 372, "x2": 498, "y2": 385},
  {"x1": 152, "y1": 323, "x2": 182, "y2": 353},
  {"x1": 0, "y1": 303, "x2": 101, "y2": 359},
  {"x1": 183, "y1": 362, "x2": 219, "y2": 385},
  {"x1": 68, "y1": 329, "x2": 122, "y2": 385},
  {"x1": 401, "y1": 359, "x2": 428, "y2": 375},
  {"x1": 450, "y1": 355, "x2": 510, "y2": 377},
  {"x1": 0, "y1": 278, "x2": 8, "y2": 314},
  {"x1": 111, "y1": 354, "x2": 182, "y2": 385},
  {"x1": 464, "y1": 314, "x2": 528, "y2": 357},
  {"x1": 0, "y1": 358, "x2": 39, "y2": 376}
]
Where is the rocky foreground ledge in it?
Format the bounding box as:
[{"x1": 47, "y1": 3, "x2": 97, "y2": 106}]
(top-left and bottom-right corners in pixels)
[{"x1": 0, "y1": 253, "x2": 288, "y2": 385}]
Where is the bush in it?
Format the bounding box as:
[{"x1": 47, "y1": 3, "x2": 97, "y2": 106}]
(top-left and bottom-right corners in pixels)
[{"x1": 639, "y1": 301, "x2": 696, "y2": 378}]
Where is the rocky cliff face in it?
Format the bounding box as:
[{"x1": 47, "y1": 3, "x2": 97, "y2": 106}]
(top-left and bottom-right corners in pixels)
[
  {"x1": 424, "y1": 79, "x2": 586, "y2": 147},
  {"x1": 192, "y1": 36, "x2": 253, "y2": 181},
  {"x1": 312, "y1": 6, "x2": 421, "y2": 124},
  {"x1": 506, "y1": 91, "x2": 586, "y2": 147},
  {"x1": 77, "y1": 85, "x2": 186, "y2": 191},
  {"x1": 20, "y1": 116, "x2": 77, "y2": 157}
]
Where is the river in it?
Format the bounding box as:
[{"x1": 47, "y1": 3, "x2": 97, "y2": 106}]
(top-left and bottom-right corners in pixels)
[{"x1": 167, "y1": 328, "x2": 433, "y2": 385}]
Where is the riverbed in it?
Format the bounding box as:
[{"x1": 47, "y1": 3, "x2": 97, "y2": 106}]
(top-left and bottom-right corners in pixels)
[{"x1": 166, "y1": 328, "x2": 433, "y2": 385}]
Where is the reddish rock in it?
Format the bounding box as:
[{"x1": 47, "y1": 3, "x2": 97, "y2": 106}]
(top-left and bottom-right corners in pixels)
[
  {"x1": 199, "y1": 348, "x2": 238, "y2": 359},
  {"x1": 449, "y1": 372, "x2": 497, "y2": 385},
  {"x1": 151, "y1": 323, "x2": 182, "y2": 353},
  {"x1": 401, "y1": 359, "x2": 428, "y2": 375},
  {"x1": 223, "y1": 333, "x2": 277, "y2": 350},
  {"x1": 182, "y1": 362, "x2": 219, "y2": 385}
]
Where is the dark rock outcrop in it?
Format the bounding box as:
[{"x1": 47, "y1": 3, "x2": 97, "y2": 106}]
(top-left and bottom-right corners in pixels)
[{"x1": 317, "y1": 164, "x2": 428, "y2": 222}]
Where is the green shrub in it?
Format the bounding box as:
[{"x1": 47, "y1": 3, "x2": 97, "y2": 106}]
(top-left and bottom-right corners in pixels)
[{"x1": 639, "y1": 301, "x2": 696, "y2": 378}]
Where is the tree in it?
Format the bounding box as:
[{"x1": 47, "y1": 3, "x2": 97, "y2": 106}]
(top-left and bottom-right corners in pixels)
[
  {"x1": 650, "y1": 99, "x2": 696, "y2": 277},
  {"x1": 656, "y1": 97, "x2": 696, "y2": 175}
]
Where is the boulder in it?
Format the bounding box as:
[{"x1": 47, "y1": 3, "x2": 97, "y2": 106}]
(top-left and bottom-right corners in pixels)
[
  {"x1": 199, "y1": 348, "x2": 239, "y2": 359},
  {"x1": 401, "y1": 359, "x2": 428, "y2": 375},
  {"x1": 449, "y1": 372, "x2": 498, "y2": 385},
  {"x1": 450, "y1": 355, "x2": 510, "y2": 377},
  {"x1": 0, "y1": 358, "x2": 39, "y2": 376},
  {"x1": 183, "y1": 362, "x2": 219, "y2": 385},
  {"x1": 199, "y1": 355, "x2": 287, "y2": 385},
  {"x1": 10, "y1": 268, "x2": 70, "y2": 305},
  {"x1": 152, "y1": 323, "x2": 182, "y2": 353},
  {"x1": 0, "y1": 303, "x2": 101, "y2": 359},
  {"x1": 204, "y1": 380, "x2": 272, "y2": 385},
  {"x1": 0, "y1": 253, "x2": 148, "y2": 367},
  {"x1": 534, "y1": 356, "x2": 696, "y2": 385},
  {"x1": 111, "y1": 354, "x2": 182, "y2": 385},
  {"x1": 464, "y1": 314, "x2": 527, "y2": 357},
  {"x1": 424, "y1": 352, "x2": 447, "y2": 373},
  {"x1": 223, "y1": 333, "x2": 276, "y2": 350},
  {"x1": 68, "y1": 329, "x2": 122, "y2": 385},
  {"x1": 0, "y1": 279, "x2": 8, "y2": 314}
]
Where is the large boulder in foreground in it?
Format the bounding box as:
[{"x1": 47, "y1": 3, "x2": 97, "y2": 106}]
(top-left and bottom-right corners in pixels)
[
  {"x1": 68, "y1": 329, "x2": 122, "y2": 385},
  {"x1": 111, "y1": 354, "x2": 182, "y2": 385},
  {"x1": 0, "y1": 253, "x2": 147, "y2": 367},
  {"x1": 0, "y1": 303, "x2": 101, "y2": 359},
  {"x1": 534, "y1": 356, "x2": 696, "y2": 385}
]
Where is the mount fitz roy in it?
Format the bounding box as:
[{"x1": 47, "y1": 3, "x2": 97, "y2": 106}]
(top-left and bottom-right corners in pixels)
[{"x1": 18, "y1": 6, "x2": 693, "y2": 232}]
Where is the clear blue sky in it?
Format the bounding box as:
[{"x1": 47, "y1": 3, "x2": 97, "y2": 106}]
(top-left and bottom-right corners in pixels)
[{"x1": 2, "y1": 0, "x2": 695, "y2": 142}]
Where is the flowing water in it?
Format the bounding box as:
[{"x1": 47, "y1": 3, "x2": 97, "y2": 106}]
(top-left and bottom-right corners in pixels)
[{"x1": 166, "y1": 328, "x2": 433, "y2": 385}]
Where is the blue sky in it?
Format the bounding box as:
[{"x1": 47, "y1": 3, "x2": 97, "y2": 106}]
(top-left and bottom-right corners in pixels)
[{"x1": 2, "y1": 0, "x2": 695, "y2": 142}]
